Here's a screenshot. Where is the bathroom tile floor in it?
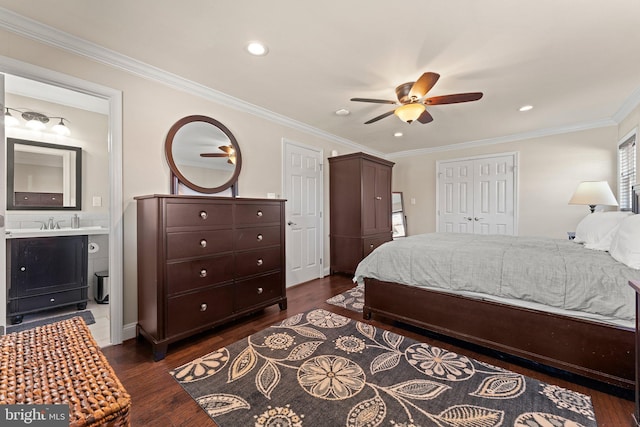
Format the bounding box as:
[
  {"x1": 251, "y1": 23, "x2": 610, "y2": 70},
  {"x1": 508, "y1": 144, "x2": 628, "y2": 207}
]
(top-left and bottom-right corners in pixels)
[{"x1": 6, "y1": 299, "x2": 111, "y2": 347}]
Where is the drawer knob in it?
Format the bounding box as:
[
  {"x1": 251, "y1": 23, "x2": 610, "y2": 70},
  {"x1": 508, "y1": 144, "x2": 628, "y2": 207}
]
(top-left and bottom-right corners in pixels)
[
  {"x1": 50, "y1": 298, "x2": 55, "y2": 302},
  {"x1": 199, "y1": 269, "x2": 207, "y2": 278},
  {"x1": 257, "y1": 259, "x2": 263, "y2": 266},
  {"x1": 200, "y1": 239, "x2": 207, "y2": 248},
  {"x1": 200, "y1": 211, "x2": 208, "y2": 220},
  {"x1": 20, "y1": 266, "x2": 26, "y2": 272},
  {"x1": 370, "y1": 244, "x2": 374, "y2": 249},
  {"x1": 200, "y1": 303, "x2": 208, "y2": 311},
  {"x1": 375, "y1": 196, "x2": 382, "y2": 200},
  {"x1": 257, "y1": 287, "x2": 263, "y2": 294},
  {"x1": 257, "y1": 210, "x2": 263, "y2": 217},
  {"x1": 257, "y1": 234, "x2": 263, "y2": 241}
]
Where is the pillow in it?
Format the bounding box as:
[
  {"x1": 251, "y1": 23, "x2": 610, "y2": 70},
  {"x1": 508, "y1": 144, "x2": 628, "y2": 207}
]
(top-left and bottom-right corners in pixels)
[
  {"x1": 610, "y1": 214, "x2": 640, "y2": 269},
  {"x1": 574, "y1": 211, "x2": 633, "y2": 251}
]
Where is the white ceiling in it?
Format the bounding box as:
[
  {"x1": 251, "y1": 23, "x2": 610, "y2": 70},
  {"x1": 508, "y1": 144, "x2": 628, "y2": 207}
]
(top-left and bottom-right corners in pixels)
[{"x1": 1, "y1": 0, "x2": 639, "y2": 155}]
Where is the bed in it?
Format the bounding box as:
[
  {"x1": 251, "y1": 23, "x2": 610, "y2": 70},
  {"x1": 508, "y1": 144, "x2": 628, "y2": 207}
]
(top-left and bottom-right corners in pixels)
[{"x1": 355, "y1": 209, "x2": 640, "y2": 390}]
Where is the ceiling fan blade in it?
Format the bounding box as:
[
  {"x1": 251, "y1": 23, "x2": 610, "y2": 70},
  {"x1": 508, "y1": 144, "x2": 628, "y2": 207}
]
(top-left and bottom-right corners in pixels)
[
  {"x1": 417, "y1": 109, "x2": 433, "y2": 124},
  {"x1": 364, "y1": 110, "x2": 395, "y2": 124},
  {"x1": 409, "y1": 72, "x2": 440, "y2": 99},
  {"x1": 200, "y1": 153, "x2": 228, "y2": 157},
  {"x1": 425, "y1": 92, "x2": 483, "y2": 105},
  {"x1": 351, "y1": 97, "x2": 397, "y2": 104}
]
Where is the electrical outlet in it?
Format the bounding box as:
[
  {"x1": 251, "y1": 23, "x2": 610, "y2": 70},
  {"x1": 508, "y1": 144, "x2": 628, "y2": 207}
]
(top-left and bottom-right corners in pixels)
[{"x1": 92, "y1": 196, "x2": 102, "y2": 207}]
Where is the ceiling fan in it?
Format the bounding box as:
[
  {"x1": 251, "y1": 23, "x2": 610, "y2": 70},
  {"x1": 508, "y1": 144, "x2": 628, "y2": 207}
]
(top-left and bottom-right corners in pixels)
[
  {"x1": 200, "y1": 145, "x2": 236, "y2": 164},
  {"x1": 351, "y1": 72, "x2": 483, "y2": 124}
]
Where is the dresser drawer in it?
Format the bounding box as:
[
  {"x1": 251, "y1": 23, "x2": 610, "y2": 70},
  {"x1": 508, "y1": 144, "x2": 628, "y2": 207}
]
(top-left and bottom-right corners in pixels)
[
  {"x1": 166, "y1": 202, "x2": 233, "y2": 228},
  {"x1": 235, "y1": 246, "x2": 281, "y2": 278},
  {"x1": 234, "y1": 272, "x2": 283, "y2": 311},
  {"x1": 234, "y1": 226, "x2": 281, "y2": 251},
  {"x1": 166, "y1": 254, "x2": 234, "y2": 295},
  {"x1": 235, "y1": 203, "x2": 281, "y2": 225},
  {"x1": 363, "y1": 235, "x2": 392, "y2": 257},
  {"x1": 167, "y1": 229, "x2": 233, "y2": 260},
  {"x1": 167, "y1": 285, "x2": 234, "y2": 337}
]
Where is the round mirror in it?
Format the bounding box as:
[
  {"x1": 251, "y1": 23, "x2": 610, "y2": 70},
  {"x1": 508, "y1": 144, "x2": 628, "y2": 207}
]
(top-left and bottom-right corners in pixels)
[{"x1": 165, "y1": 115, "x2": 242, "y2": 194}]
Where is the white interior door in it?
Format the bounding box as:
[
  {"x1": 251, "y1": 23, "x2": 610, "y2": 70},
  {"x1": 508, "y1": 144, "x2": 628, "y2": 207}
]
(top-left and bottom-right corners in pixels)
[
  {"x1": 438, "y1": 153, "x2": 517, "y2": 235},
  {"x1": 0, "y1": 74, "x2": 6, "y2": 334},
  {"x1": 473, "y1": 155, "x2": 515, "y2": 234},
  {"x1": 283, "y1": 140, "x2": 323, "y2": 286},
  {"x1": 438, "y1": 159, "x2": 475, "y2": 233}
]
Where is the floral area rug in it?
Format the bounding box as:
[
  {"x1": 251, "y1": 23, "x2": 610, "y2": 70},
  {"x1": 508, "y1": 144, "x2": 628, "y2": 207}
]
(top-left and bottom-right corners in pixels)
[
  {"x1": 169, "y1": 309, "x2": 597, "y2": 427},
  {"x1": 326, "y1": 284, "x2": 364, "y2": 313}
]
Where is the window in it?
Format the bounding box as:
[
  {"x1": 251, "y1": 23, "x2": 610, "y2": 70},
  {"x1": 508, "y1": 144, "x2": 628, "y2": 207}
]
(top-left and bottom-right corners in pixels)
[{"x1": 618, "y1": 130, "x2": 637, "y2": 211}]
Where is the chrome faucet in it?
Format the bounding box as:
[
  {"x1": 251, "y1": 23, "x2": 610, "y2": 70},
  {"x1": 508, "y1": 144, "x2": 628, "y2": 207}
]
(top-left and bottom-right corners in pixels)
[{"x1": 47, "y1": 217, "x2": 55, "y2": 230}]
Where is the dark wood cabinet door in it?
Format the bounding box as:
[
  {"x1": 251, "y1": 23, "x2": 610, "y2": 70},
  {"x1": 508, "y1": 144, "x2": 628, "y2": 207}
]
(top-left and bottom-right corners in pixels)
[{"x1": 10, "y1": 236, "x2": 87, "y2": 297}]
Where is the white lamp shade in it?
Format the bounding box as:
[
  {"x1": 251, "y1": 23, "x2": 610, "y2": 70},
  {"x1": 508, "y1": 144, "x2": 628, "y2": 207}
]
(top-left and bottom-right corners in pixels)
[{"x1": 569, "y1": 181, "x2": 618, "y2": 207}]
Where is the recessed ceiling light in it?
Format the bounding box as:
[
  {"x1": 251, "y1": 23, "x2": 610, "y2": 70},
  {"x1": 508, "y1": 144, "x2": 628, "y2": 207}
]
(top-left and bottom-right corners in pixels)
[
  {"x1": 394, "y1": 132, "x2": 403, "y2": 137},
  {"x1": 335, "y1": 108, "x2": 350, "y2": 116},
  {"x1": 246, "y1": 41, "x2": 268, "y2": 56},
  {"x1": 519, "y1": 105, "x2": 533, "y2": 112}
]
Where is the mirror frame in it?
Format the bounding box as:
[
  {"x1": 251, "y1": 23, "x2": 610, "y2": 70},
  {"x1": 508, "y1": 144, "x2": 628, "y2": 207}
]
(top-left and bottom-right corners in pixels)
[
  {"x1": 7, "y1": 138, "x2": 82, "y2": 211},
  {"x1": 392, "y1": 191, "x2": 407, "y2": 238},
  {"x1": 165, "y1": 115, "x2": 242, "y2": 195}
]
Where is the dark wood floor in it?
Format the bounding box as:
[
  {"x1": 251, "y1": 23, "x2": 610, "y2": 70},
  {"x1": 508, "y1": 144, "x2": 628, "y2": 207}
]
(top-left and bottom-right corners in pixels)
[{"x1": 102, "y1": 275, "x2": 635, "y2": 426}]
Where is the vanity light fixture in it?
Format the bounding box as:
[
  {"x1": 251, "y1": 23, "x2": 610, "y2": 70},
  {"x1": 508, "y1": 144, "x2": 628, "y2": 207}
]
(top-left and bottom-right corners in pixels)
[
  {"x1": 4, "y1": 107, "x2": 71, "y2": 136},
  {"x1": 246, "y1": 41, "x2": 269, "y2": 56}
]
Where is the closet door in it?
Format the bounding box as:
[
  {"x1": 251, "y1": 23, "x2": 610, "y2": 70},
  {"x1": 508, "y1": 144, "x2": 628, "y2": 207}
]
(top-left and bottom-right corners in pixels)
[{"x1": 438, "y1": 153, "x2": 517, "y2": 235}]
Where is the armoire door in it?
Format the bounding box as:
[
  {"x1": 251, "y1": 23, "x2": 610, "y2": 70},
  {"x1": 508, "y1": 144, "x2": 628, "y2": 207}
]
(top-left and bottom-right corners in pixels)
[
  {"x1": 362, "y1": 161, "x2": 392, "y2": 235},
  {"x1": 438, "y1": 153, "x2": 517, "y2": 235}
]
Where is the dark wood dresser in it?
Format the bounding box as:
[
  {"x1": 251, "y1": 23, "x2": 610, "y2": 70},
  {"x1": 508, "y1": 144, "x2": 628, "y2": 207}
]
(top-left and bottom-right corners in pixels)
[
  {"x1": 329, "y1": 152, "x2": 394, "y2": 275},
  {"x1": 135, "y1": 194, "x2": 287, "y2": 360}
]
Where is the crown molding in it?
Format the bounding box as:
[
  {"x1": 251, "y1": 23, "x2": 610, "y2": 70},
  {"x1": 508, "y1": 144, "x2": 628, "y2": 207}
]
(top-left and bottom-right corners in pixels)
[
  {"x1": 0, "y1": 7, "x2": 633, "y2": 160},
  {"x1": 388, "y1": 118, "x2": 617, "y2": 159},
  {"x1": 0, "y1": 7, "x2": 383, "y2": 158}
]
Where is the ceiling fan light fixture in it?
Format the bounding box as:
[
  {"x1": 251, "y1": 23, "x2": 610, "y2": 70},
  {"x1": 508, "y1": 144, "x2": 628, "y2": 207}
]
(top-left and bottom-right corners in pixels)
[{"x1": 394, "y1": 103, "x2": 425, "y2": 123}]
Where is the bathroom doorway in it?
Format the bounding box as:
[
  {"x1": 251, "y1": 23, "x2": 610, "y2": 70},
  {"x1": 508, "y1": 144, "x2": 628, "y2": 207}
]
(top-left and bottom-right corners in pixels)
[{"x1": 0, "y1": 60, "x2": 123, "y2": 346}]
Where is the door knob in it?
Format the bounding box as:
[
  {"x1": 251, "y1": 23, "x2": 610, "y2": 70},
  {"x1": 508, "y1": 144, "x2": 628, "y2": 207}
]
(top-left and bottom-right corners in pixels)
[
  {"x1": 464, "y1": 217, "x2": 473, "y2": 221},
  {"x1": 474, "y1": 217, "x2": 484, "y2": 221},
  {"x1": 287, "y1": 221, "x2": 296, "y2": 226}
]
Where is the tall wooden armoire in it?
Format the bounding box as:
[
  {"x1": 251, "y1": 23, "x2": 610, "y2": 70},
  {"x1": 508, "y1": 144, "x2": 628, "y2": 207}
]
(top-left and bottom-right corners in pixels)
[{"x1": 329, "y1": 152, "x2": 394, "y2": 274}]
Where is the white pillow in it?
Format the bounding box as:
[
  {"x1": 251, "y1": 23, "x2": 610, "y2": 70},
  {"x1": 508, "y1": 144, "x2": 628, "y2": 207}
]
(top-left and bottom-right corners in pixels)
[
  {"x1": 610, "y1": 214, "x2": 640, "y2": 269},
  {"x1": 574, "y1": 211, "x2": 633, "y2": 251}
]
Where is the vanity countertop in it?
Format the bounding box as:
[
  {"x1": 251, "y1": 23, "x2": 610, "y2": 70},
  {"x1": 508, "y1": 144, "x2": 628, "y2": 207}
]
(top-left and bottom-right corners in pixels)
[{"x1": 5, "y1": 226, "x2": 109, "y2": 239}]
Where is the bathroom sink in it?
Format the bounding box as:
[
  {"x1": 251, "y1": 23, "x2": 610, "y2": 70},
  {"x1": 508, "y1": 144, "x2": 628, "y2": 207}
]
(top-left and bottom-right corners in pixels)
[{"x1": 5, "y1": 226, "x2": 109, "y2": 239}]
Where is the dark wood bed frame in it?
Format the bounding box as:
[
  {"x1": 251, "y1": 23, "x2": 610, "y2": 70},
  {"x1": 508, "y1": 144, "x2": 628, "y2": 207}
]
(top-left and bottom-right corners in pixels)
[
  {"x1": 363, "y1": 188, "x2": 640, "y2": 391},
  {"x1": 363, "y1": 279, "x2": 634, "y2": 389}
]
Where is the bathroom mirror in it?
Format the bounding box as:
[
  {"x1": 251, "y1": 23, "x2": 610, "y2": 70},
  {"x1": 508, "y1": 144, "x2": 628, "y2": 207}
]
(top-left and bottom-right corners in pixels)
[
  {"x1": 392, "y1": 191, "x2": 407, "y2": 238},
  {"x1": 7, "y1": 138, "x2": 82, "y2": 210},
  {"x1": 165, "y1": 115, "x2": 242, "y2": 195}
]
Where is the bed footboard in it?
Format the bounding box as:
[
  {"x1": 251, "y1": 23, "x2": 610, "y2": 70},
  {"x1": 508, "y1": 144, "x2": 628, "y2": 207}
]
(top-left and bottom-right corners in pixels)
[{"x1": 364, "y1": 278, "x2": 635, "y2": 390}]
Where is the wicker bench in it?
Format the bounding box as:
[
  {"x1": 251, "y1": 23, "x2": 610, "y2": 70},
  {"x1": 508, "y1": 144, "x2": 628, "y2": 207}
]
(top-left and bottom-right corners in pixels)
[{"x1": 0, "y1": 316, "x2": 131, "y2": 426}]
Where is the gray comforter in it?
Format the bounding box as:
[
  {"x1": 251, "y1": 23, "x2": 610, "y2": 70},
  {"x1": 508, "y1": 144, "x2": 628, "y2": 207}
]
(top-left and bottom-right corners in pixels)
[{"x1": 354, "y1": 233, "x2": 637, "y2": 322}]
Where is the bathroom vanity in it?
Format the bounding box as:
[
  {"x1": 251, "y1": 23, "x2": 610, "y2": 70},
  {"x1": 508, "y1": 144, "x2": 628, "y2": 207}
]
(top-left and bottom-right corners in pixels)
[
  {"x1": 7, "y1": 235, "x2": 88, "y2": 324},
  {"x1": 5, "y1": 225, "x2": 108, "y2": 325}
]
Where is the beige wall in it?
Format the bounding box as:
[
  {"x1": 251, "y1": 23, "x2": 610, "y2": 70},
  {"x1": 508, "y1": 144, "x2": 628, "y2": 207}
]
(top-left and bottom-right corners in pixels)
[
  {"x1": 0, "y1": 29, "x2": 636, "y2": 328},
  {"x1": 391, "y1": 126, "x2": 619, "y2": 239},
  {"x1": 0, "y1": 29, "x2": 348, "y2": 326}
]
